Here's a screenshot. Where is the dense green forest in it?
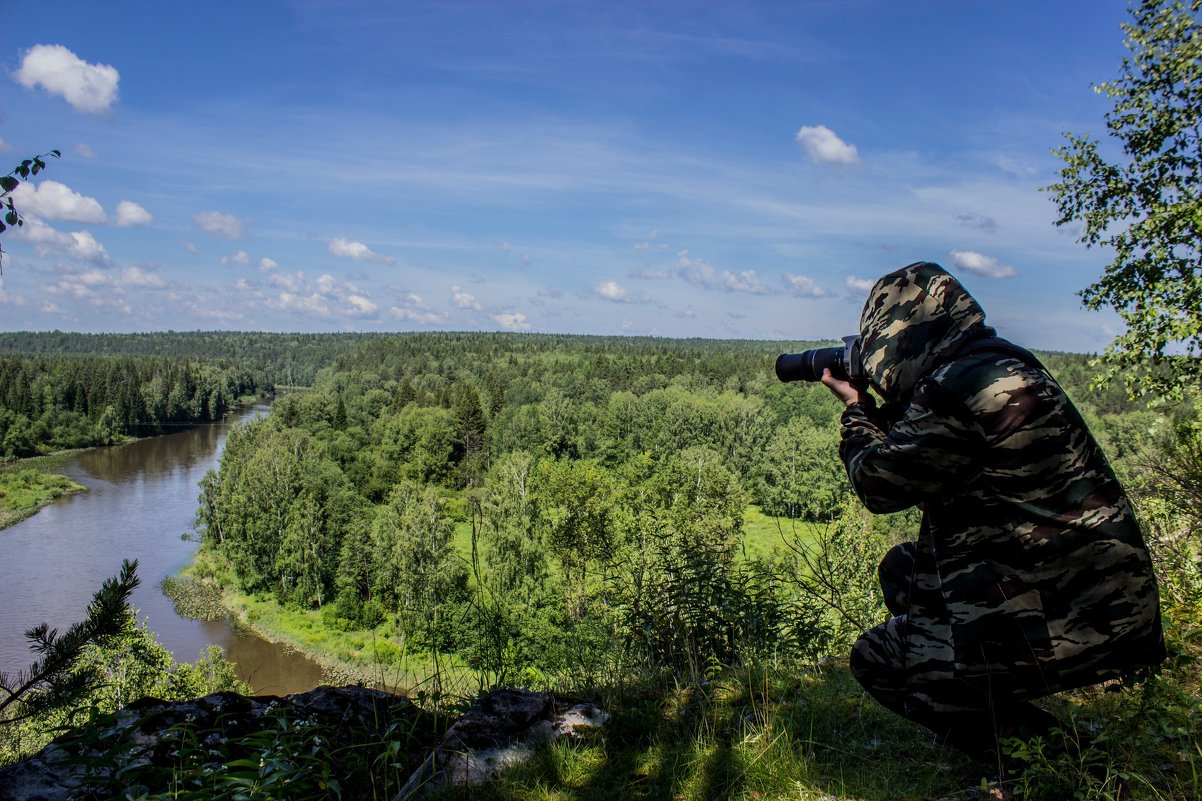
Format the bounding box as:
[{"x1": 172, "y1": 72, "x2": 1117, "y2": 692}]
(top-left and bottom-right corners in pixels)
[
  {"x1": 183, "y1": 332, "x2": 1163, "y2": 684},
  {"x1": 0, "y1": 330, "x2": 1198, "y2": 799}
]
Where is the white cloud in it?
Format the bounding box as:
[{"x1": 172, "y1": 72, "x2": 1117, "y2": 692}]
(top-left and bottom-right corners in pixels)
[
  {"x1": 181, "y1": 241, "x2": 199, "y2": 254},
  {"x1": 270, "y1": 292, "x2": 330, "y2": 316},
  {"x1": 15, "y1": 45, "x2": 120, "y2": 114},
  {"x1": 451, "y1": 284, "x2": 482, "y2": 310},
  {"x1": 677, "y1": 251, "x2": 767, "y2": 294},
  {"x1": 194, "y1": 211, "x2": 245, "y2": 239},
  {"x1": 782, "y1": 273, "x2": 829, "y2": 298},
  {"x1": 594, "y1": 280, "x2": 630, "y2": 302},
  {"x1": 346, "y1": 294, "x2": 378, "y2": 315},
  {"x1": 0, "y1": 279, "x2": 26, "y2": 306},
  {"x1": 40, "y1": 302, "x2": 62, "y2": 314},
  {"x1": 120, "y1": 266, "x2": 166, "y2": 288},
  {"x1": 795, "y1": 125, "x2": 859, "y2": 166},
  {"x1": 74, "y1": 269, "x2": 110, "y2": 286},
  {"x1": 329, "y1": 237, "x2": 395, "y2": 265},
  {"x1": 268, "y1": 272, "x2": 303, "y2": 292},
  {"x1": 12, "y1": 180, "x2": 105, "y2": 223},
  {"x1": 262, "y1": 271, "x2": 382, "y2": 319},
  {"x1": 0, "y1": 138, "x2": 10, "y2": 153},
  {"x1": 259, "y1": 257, "x2": 278, "y2": 271},
  {"x1": 493, "y1": 311, "x2": 531, "y2": 330},
  {"x1": 390, "y1": 306, "x2": 445, "y2": 324},
  {"x1": 18, "y1": 218, "x2": 111, "y2": 265},
  {"x1": 73, "y1": 143, "x2": 97, "y2": 158},
  {"x1": 115, "y1": 200, "x2": 152, "y2": 227},
  {"x1": 220, "y1": 250, "x2": 250, "y2": 266},
  {"x1": 949, "y1": 250, "x2": 1016, "y2": 278},
  {"x1": 845, "y1": 276, "x2": 874, "y2": 293}
]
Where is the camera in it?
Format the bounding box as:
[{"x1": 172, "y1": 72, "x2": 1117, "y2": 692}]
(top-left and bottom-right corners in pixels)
[{"x1": 775, "y1": 335, "x2": 863, "y2": 383}]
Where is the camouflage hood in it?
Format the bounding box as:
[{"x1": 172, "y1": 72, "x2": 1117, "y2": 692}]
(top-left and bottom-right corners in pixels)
[{"x1": 858, "y1": 262, "x2": 988, "y2": 402}]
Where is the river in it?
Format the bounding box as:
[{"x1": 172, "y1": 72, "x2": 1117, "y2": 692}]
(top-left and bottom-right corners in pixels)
[{"x1": 0, "y1": 406, "x2": 327, "y2": 696}]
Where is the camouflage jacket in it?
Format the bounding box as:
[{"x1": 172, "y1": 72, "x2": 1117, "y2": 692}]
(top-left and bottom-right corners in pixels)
[{"x1": 840, "y1": 262, "x2": 1164, "y2": 694}]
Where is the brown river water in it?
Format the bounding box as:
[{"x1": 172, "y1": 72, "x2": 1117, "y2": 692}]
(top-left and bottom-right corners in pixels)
[{"x1": 0, "y1": 406, "x2": 327, "y2": 696}]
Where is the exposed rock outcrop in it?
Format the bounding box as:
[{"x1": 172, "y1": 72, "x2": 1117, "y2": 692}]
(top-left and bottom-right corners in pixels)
[{"x1": 0, "y1": 686, "x2": 607, "y2": 801}]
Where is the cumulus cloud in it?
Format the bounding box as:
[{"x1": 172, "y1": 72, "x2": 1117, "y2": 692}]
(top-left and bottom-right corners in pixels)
[
  {"x1": 18, "y1": 218, "x2": 111, "y2": 265},
  {"x1": 220, "y1": 250, "x2": 250, "y2": 266},
  {"x1": 391, "y1": 306, "x2": 445, "y2": 324},
  {"x1": 493, "y1": 311, "x2": 531, "y2": 330},
  {"x1": 12, "y1": 180, "x2": 105, "y2": 223},
  {"x1": 15, "y1": 45, "x2": 120, "y2": 114},
  {"x1": 115, "y1": 200, "x2": 152, "y2": 227},
  {"x1": 259, "y1": 257, "x2": 279, "y2": 271},
  {"x1": 270, "y1": 292, "x2": 330, "y2": 316},
  {"x1": 267, "y1": 272, "x2": 303, "y2": 292},
  {"x1": 845, "y1": 276, "x2": 875, "y2": 293},
  {"x1": 451, "y1": 284, "x2": 482, "y2": 311},
  {"x1": 329, "y1": 237, "x2": 395, "y2": 265},
  {"x1": 120, "y1": 266, "x2": 166, "y2": 288},
  {"x1": 194, "y1": 211, "x2": 245, "y2": 239},
  {"x1": 345, "y1": 294, "x2": 378, "y2": 315},
  {"x1": 264, "y1": 271, "x2": 381, "y2": 319},
  {"x1": 782, "y1": 274, "x2": 829, "y2": 298},
  {"x1": 795, "y1": 125, "x2": 860, "y2": 166},
  {"x1": 677, "y1": 251, "x2": 767, "y2": 294},
  {"x1": 594, "y1": 280, "x2": 630, "y2": 302},
  {"x1": 950, "y1": 250, "x2": 1016, "y2": 278},
  {"x1": 0, "y1": 279, "x2": 26, "y2": 306}
]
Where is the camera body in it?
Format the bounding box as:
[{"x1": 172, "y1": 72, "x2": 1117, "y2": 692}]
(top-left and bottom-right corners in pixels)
[{"x1": 775, "y1": 335, "x2": 863, "y2": 383}]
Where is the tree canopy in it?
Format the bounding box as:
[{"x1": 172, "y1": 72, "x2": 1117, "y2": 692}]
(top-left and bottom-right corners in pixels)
[{"x1": 1048, "y1": 0, "x2": 1202, "y2": 401}]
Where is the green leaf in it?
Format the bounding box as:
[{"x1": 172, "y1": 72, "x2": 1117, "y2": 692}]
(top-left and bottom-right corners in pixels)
[
  {"x1": 0, "y1": 176, "x2": 18, "y2": 193},
  {"x1": 5, "y1": 211, "x2": 17, "y2": 226}
]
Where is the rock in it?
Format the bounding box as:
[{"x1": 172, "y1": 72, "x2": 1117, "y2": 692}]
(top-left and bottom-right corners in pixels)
[
  {"x1": 393, "y1": 688, "x2": 609, "y2": 800},
  {"x1": 0, "y1": 686, "x2": 608, "y2": 801},
  {"x1": 0, "y1": 686, "x2": 434, "y2": 801}
]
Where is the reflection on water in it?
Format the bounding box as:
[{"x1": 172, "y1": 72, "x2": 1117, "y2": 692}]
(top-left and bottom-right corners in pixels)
[{"x1": 0, "y1": 407, "x2": 326, "y2": 696}]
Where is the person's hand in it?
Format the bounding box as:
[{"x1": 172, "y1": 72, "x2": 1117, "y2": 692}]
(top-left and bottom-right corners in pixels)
[{"x1": 820, "y1": 368, "x2": 867, "y2": 407}]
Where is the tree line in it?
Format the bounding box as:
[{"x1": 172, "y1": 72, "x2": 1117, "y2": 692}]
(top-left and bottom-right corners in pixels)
[
  {"x1": 0, "y1": 354, "x2": 260, "y2": 457},
  {"x1": 193, "y1": 332, "x2": 1155, "y2": 686}
]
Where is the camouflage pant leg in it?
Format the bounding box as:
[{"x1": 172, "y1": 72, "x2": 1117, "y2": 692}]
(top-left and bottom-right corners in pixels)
[
  {"x1": 878, "y1": 541, "x2": 916, "y2": 617},
  {"x1": 851, "y1": 615, "x2": 1060, "y2": 759}
]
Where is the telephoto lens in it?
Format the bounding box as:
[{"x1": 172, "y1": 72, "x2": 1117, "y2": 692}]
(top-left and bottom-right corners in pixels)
[{"x1": 775, "y1": 346, "x2": 846, "y2": 383}]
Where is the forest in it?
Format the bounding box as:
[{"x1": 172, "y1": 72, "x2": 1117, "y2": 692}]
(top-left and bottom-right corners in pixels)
[
  {"x1": 0, "y1": 329, "x2": 1198, "y2": 800},
  {"x1": 180, "y1": 331, "x2": 1164, "y2": 685}
]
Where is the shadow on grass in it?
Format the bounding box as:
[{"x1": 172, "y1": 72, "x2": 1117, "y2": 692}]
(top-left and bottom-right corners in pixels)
[{"x1": 441, "y1": 665, "x2": 984, "y2": 801}]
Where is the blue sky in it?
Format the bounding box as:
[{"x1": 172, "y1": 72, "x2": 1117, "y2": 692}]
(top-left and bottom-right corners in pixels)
[{"x1": 1, "y1": 0, "x2": 1136, "y2": 350}]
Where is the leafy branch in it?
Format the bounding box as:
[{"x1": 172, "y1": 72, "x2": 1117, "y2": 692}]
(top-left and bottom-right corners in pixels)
[{"x1": 0, "y1": 149, "x2": 62, "y2": 272}]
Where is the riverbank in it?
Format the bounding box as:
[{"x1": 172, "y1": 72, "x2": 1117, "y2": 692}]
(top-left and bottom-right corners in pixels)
[
  {"x1": 179, "y1": 548, "x2": 479, "y2": 698},
  {"x1": 0, "y1": 468, "x2": 87, "y2": 530}
]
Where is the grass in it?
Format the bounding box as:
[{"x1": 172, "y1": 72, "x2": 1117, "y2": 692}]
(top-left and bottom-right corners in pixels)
[
  {"x1": 741, "y1": 506, "x2": 820, "y2": 560},
  {"x1": 426, "y1": 656, "x2": 1202, "y2": 801},
  {"x1": 185, "y1": 548, "x2": 481, "y2": 699},
  {"x1": 14, "y1": 652, "x2": 1200, "y2": 800},
  {"x1": 0, "y1": 467, "x2": 86, "y2": 529}
]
